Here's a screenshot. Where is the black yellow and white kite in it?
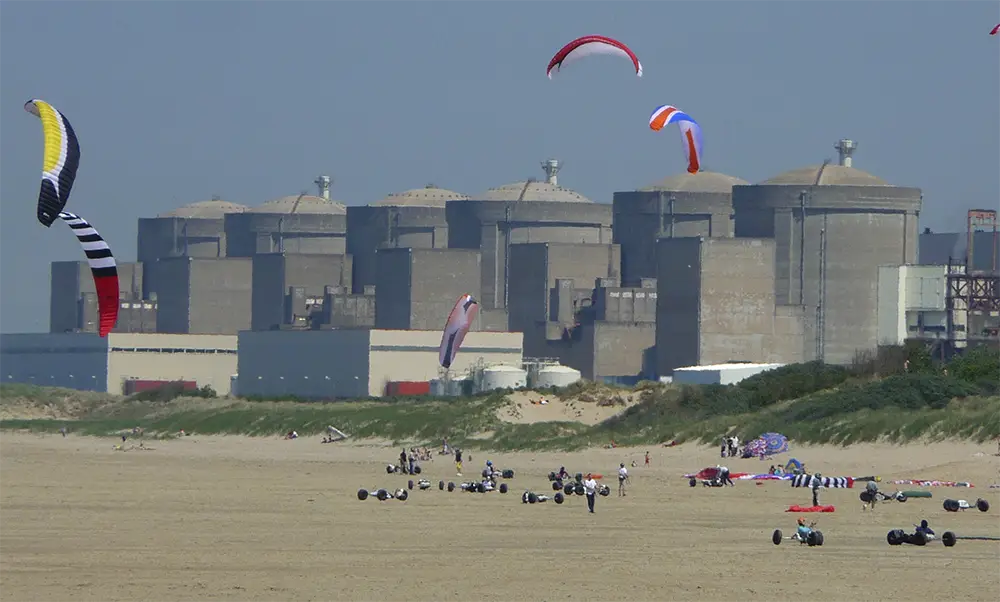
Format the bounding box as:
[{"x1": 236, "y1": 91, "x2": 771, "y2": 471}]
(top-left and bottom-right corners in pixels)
[{"x1": 24, "y1": 99, "x2": 81, "y2": 227}]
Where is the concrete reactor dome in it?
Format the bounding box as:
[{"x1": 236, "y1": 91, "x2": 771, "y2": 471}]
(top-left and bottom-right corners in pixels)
[
  {"x1": 761, "y1": 164, "x2": 889, "y2": 187},
  {"x1": 476, "y1": 181, "x2": 593, "y2": 203},
  {"x1": 613, "y1": 171, "x2": 744, "y2": 286},
  {"x1": 732, "y1": 139, "x2": 922, "y2": 366},
  {"x1": 157, "y1": 198, "x2": 249, "y2": 219},
  {"x1": 250, "y1": 194, "x2": 347, "y2": 215},
  {"x1": 640, "y1": 171, "x2": 749, "y2": 193},
  {"x1": 372, "y1": 184, "x2": 470, "y2": 208},
  {"x1": 224, "y1": 176, "x2": 348, "y2": 257}
]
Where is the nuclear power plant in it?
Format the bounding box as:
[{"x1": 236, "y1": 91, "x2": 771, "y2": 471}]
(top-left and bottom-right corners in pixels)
[{"x1": 7, "y1": 139, "x2": 998, "y2": 397}]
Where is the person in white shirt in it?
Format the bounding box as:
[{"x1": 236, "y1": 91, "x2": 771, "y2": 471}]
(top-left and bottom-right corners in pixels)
[
  {"x1": 583, "y1": 474, "x2": 598, "y2": 513},
  {"x1": 618, "y1": 463, "x2": 630, "y2": 497}
]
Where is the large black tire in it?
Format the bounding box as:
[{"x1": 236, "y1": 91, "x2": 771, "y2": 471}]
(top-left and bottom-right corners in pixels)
[
  {"x1": 358, "y1": 489, "x2": 369, "y2": 501},
  {"x1": 482, "y1": 469, "x2": 489, "y2": 479},
  {"x1": 408, "y1": 480, "x2": 414, "y2": 490},
  {"x1": 909, "y1": 531, "x2": 927, "y2": 546},
  {"x1": 575, "y1": 473, "x2": 583, "y2": 483},
  {"x1": 447, "y1": 482, "x2": 456, "y2": 492},
  {"x1": 897, "y1": 493, "x2": 907, "y2": 502},
  {"x1": 552, "y1": 481, "x2": 563, "y2": 491},
  {"x1": 859, "y1": 491, "x2": 874, "y2": 503},
  {"x1": 528, "y1": 492, "x2": 538, "y2": 504},
  {"x1": 439, "y1": 480, "x2": 445, "y2": 491},
  {"x1": 499, "y1": 483, "x2": 508, "y2": 494},
  {"x1": 554, "y1": 492, "x2": 565, "y2": 504},
  {"x1": 413, "y1": 465, "x2": 422, "y2": 475},
  {"x1": 574, "y1": 483, "x2": 585, "y2": 496},
  {"x1": 808, "y1": 530, "x2": 824, "y2": 547},
  {"x1": 599, "y1": 486, "x2": 610, "y2": 497},
  {"x1": 397, "y1": 490, "x2": 409, "y2": 501},
  {"x1": 376, "y1": 489, "x2": 389, "y2": 501},
  {"x1": 502, "y1": 469, "x2": 514, "y2": 479},
  {"x1": 548, "y1": 472, "x2": 558, "y2": 481},
  {"x1": 976, "y1": 498, "x2": 990, "y2": 512},
  {"x1": 689, "y1": 477, "x2": 697, "y2": 488},
  {"x1": 887, "y1": 529, "x2": 904, "y2": 545},
  {"x1": 772, "y1": 529, "x2": 783, "y2": 545},
  {"x1": 386, "y1": 465, "x2": 395, "y2": 474},
  {"x1": 564, "y1": 483, "x2": 575, "y2": 495},
  {"x1": 522, "y1": 491, "x2": 530, "y2": 504},
  {"x1": 943, "y1": 499, "x2": 960, "y2": 512},
  {"x1": 942, "y1": 531, "x2": 957, "y2": 547}
]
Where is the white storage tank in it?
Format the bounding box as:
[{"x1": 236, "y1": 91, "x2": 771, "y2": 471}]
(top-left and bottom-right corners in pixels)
[
  {"x1": 532, "y1": 365, "x2": 582, "y2": 389},
  {"x1": 448, "y1": 379, "x2": 471, "y2": 397},
  {"x1": 430, "y1": 379, "x2": 447, "y2": 396},
  {"x1": 480, "y1": 365, "x2": 527, "y2": 392}
]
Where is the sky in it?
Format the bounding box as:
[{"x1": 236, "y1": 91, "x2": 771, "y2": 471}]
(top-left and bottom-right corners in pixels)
[{"x1": 1, "y1": 1, "x2": 998, "y2": 334}]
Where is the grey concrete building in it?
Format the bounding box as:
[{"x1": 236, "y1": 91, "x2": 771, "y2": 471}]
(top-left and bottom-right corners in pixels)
[
  {"x1": 1, "y1": 332, "x2": 237, "y2": 395},
  {"x1": 374, "y1": 248, "x2": 481, "y2": 331},
  {"x1": 251, "y1": 253, "x2": 353, "y2": 331},
  {"x1": 137, "y1": 197, "x2": 249, "y2": 265},
  {"x1": 152, "y1": 257, "x2": 252, "y2": 334},
  {"x1": 224, "y1": 193, "x2": 348, "y2": 257},
  {"x1": 919, "y1": 230, "x2": 999, "y2": 272},
  {"x1": 237, "y1": 329, "x2": 522, "y2": 398},
  {"x1": 446, "y1": 161, "x2": 614, "y2": 326},
  {"x1": 613, "y1": 171, "x2": 747, "y2": 286},
  {"x1": 50, "y1": 261, "x2": 145, "y2": 334},
  {"x1": 732, "y1": 145, "x2": 922, "y2": 364},
  {"x1": 346, "y1": 185, "x2": 465, "y2": 294},
  {"x1": 656, "y1": 237, "x2": 805, "y2": 375}
]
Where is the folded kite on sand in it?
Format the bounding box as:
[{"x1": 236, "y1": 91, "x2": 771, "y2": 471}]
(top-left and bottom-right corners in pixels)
[{"x1": 786, "y1": 505, "x2": 836, "y2": 512}]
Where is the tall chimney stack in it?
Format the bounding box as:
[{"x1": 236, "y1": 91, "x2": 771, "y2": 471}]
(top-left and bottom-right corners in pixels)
[
  {"x1": 541, "y1": 159, "x2": 561, "y2": 186},
  {"x1": 834, "y1": 139, "x2": 857, "y2": 168},
  {"x1": 314, "y1": 175, "x2": 332, "y2": 200}
]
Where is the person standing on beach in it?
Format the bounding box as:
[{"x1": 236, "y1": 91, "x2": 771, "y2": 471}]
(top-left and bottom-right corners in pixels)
[
  {"x1": 455, "y1": 448, "x2": 463, "y2": 476},
  {"x1": 583, "y1": 473, "x2": 598, "y2": 513},
  {"x1": 618, "y1": 463, "x2": 630, "y2": 497}
]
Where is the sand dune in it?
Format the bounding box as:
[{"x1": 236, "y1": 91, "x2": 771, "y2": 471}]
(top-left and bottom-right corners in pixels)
[{"x1": 2, "y1": 432, "x2": 998, "y2": 602}]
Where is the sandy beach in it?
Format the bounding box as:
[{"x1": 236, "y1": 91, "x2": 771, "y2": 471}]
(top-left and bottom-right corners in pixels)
[{"x1": 1, "y1": 432, "x2": 998, "y2": 601}]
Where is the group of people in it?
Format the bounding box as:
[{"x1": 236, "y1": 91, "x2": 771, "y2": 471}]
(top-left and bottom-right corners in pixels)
[
  {"x1": 398, "y1": 447, "x2": 433, "y2": 475},
  {"x1": 720, "y1": 435, "x2": 741, "y2": 458}
]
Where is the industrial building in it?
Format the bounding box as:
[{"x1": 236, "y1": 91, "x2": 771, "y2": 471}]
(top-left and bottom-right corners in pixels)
[
  {"x1": 374, "y1": 248, "x2": 482, "y2": 331},
  {"x1": 612, "y1": 171, "x2": 748, "y2": 286},
  {"x1": 236, "y1": 329, "x2": 523, "y2": 398},
  {"x1": 250, "y1": 253, "x2": 354, "y2": 330},
  {"x1": 877, "y1": 264, "x2": 961, "y2": 346},
  {"x1": 1, "y1": 332, "x2": 237, "y2": 395},
  {"x1": 446, "y1": 160, "x2": 614, "y2": 328},
  {"x1": 671, "y1": 363, "x2": 786, "y2": 386},
  {"x1": 49, "y1": 261, "x2": 150, "y2": 335},
  {"x1": 655, "y1": 237, "x2": 805, "y2": 374},
  {"x1": 346, "y1": 185, "x2": 466, "y2": 294},
  {"x1": 153, "y1": 257, "x2": 253, "y2": 334},
  {"x1": 731, "y1": 139, "x2": 923, "y2": 364}
]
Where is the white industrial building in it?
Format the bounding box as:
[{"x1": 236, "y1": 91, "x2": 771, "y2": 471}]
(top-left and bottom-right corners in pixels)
[
  {"x1": 671, "y1": 362, "x2": 785, "y2": 386},
  {"x1": 236, "y1": 329, "x2": 523, "y2": 398},
  {"x1": 877, "y1": 264, "x2": 968, "y2": 346},
  {"x1": 0, "y1": 333, "x2": 238, "y2": 395}
]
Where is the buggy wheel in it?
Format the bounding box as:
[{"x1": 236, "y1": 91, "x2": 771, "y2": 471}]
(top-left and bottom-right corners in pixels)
[
  {"x1": 772, "y1": 529, "x2": 783, "y2": 545},
  {"x1": 397, "y1": 490, "x2": 409, "y2": 501},
  {"x1": 554, "y1": 492, "x2": 565, "y2": 504},
  {"x1": 910, "y1": 531, "x2": 927, "y2": 546},
  {"x1": 413, "y1": 465, "x2": 421, "y2": 475},
  {"x1": 564, "y1": 483, "x2": 575, "y2": 495},
  {"x1": 943, "y1": 499, "x2": 960, "y2": 512},
  {"x1": 811, "y1": 530, "x2": 824, "y2": 547},
  {"x1": 896, "y1": 493, "x2": 907, "y2": 502},
  {"x1": 528, "y1": 492, "x2": 538, "y2": 504},
  {"x1": 376, "y1": 489, "x2": 389, "y2": 501},
  {"x1": 357, "y1": 489, "x2": 369, "y2": 501},
  {"x1": 942, "y1": 531, "x2": 957, "y2": 547},
  {"x1": 447, "y1": 482, "x2": 456, "y2": 492},
  {"x1": 574, "y1": 483, "x2": 585, "y2": 496},
  {"x1": 408, "y1": 480, "x2": 414, "y2": 490},
  {"x1": 689, "y1": 477, "x2": 697, "y2": 488},
  {"x1": 548, "y1": 472, "x2": 557, "y2": 481},
  {"x1": 499, "y1": 483, "x2": 508, "y2": 494},
  {"x1": 887, "y1": 529, "x2": 904, "y2": 546},
  {"x1": 439, "y1": 480, "x2": 445, "y2": 490},
  {"x1": 976, "y1": 498, "x2": 990, "y2": 512},
  {"x1": 553, "y1": 481, "x2": 563, "y2": 491},
  {"x1": 502, "y1": 469, "x2": 515, "y2": 479},
  {"x1": 859, "y1": 491, "x2": 873, "y2": 503}
]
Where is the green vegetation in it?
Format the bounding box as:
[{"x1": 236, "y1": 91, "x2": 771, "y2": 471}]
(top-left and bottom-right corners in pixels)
[{"x1": 2, "y1": 346, "x2": 998, "y2": 450}]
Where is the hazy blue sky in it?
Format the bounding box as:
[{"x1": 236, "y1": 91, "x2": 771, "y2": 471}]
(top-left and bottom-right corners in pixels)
[{"x1": 1, "y1": 1, "x2": 998, "y2": 333}]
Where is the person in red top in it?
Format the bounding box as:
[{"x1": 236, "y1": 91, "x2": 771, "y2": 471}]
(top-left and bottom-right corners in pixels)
[{"x1": 644, "y1": 451, "x2": 650, "y2": 466}]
